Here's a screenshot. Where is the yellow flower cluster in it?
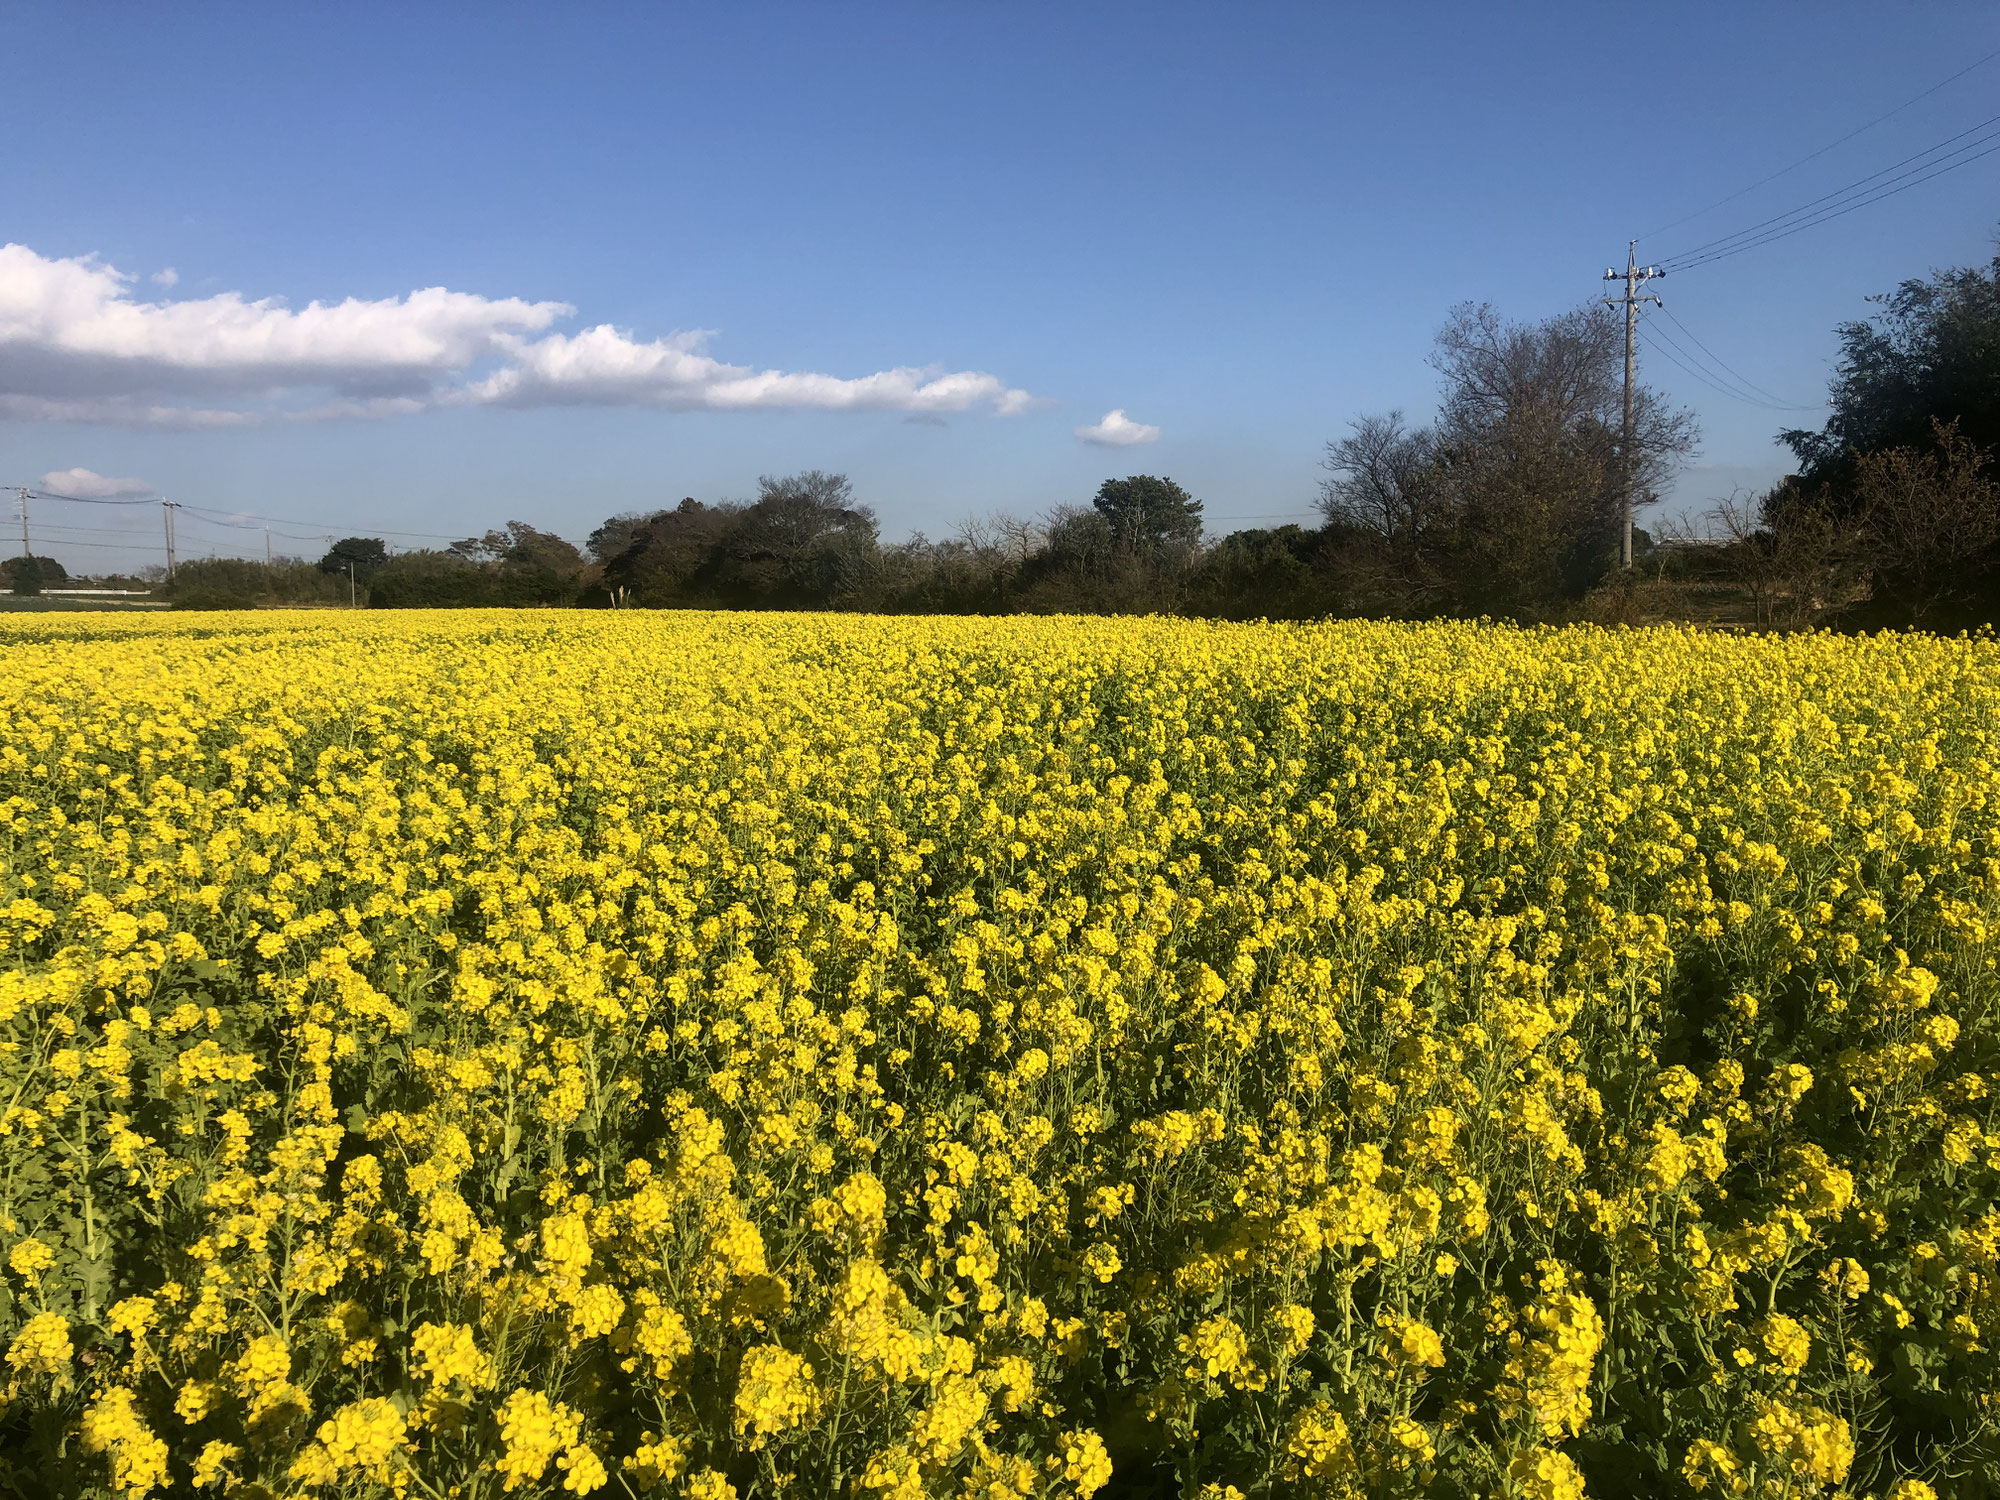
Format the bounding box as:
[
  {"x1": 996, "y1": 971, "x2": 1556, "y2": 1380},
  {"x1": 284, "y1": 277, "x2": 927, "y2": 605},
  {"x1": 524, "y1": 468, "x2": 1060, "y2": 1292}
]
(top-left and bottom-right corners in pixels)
[{"x1": 1, "y1": 609, "x2": 1996, "y2": 1497}]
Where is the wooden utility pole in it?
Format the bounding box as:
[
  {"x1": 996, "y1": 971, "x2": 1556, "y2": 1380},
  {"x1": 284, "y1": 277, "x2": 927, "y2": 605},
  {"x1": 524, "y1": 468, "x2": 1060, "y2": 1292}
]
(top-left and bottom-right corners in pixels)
[{"x1": 1603, "y1": 241, "x2": 1663, "y2": 568}]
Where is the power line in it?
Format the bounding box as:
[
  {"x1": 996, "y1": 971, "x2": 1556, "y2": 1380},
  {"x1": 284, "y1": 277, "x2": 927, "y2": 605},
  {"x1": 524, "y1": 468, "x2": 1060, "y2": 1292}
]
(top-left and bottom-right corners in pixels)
[
  {"x1": 1638, "y1": 311, "x2": 1823, "y2": 413},
  {"x1": 1641, "y1": 45, "x2": 2000, "y2": 239},
  {"x1": 1663, "y1": 109, "x2": 2000, "y2": 262},
  {"x1": 26, "y1": 489, "x2": 582, "y2": 548},
  {"x1": 12, "y1": 534, "x2": 167, "y2": 553},
  {"x1": 171, "y1": 508, "x2": 327, "y2": 543},
  {"x1": 18, "y1": 486, "x2": 453, "y2": 538},
  {"x1": 10, "y1": 511, "x2": 301, "y2": 565},
  {"x1": 19, "y1": 487, "x2": 159, "y2": 506},
  {"x1": 1661, "y1": 115, "x2": 2000, "y2": 271},
  {"x1": 173, "y1": 501, "x2": 592, "y2": 549},
  {"x1": 1655, "y1": 306, "x2": 1822, "y2": 410},
  {"x1": 1640, "y1": 314, "x2": 1791, "y2": 410},
  {"x1": 1640, "y1": 311, "x2": 1789, "y2": 410},
  {"x1": 170, "y1": 518, "x2": 283, "y2": 549},
  {"x1": 172, "y1": 501, "x2": 466, "y2": 540},
  {"x1": 26, "y1": 521, "x2": 168, "y2": 539},
  {"x1": 1680, "y1": 147, "x2": 2000, "y2": 272},
  {"x1": 1667, "y1": 139, "x2": 2000, "y2": 272}
]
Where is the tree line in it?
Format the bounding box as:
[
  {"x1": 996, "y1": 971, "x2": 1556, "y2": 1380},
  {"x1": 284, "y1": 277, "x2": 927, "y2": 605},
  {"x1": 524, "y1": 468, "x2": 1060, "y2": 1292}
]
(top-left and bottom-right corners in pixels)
[
  {"x1": 145, "y1": 297, "x2": 1703, "y2": 622},
  {"x1": 1680, "y1": 242, "x2": 2000, "y2": 629},
  {"x1": 41, "y1": 236, "x2": 1993, "y2": 629}
]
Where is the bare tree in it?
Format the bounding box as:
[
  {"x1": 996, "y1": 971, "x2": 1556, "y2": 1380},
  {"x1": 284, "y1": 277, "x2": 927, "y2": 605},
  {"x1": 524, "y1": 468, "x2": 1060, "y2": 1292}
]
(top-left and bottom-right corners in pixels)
[
  {"x1": 1432, "y1": 304, "x2": 1695, "y2": 614},
  {"x1": 1703, "y1": 491, "x2": 1790, "y2": 627},
  {"x1": 1850, "y1": 418, "x2": 2000, "y2": 625},
  {"x1": 1318, "y1": 412, "x2": 1439, "y2": 544},
  {"x1": 1431, "y1": 301, "x2": 1695, "y2": 522},
  {"x1": 1316, "y1": 302, "x2": 1697, "y2": 620},
  {"x1": 1704, "y1": 486, "x2": 1870, "y2": 629},
  {"x1": 955, "y1": 510, "x2": 1045, "y2": 567}
]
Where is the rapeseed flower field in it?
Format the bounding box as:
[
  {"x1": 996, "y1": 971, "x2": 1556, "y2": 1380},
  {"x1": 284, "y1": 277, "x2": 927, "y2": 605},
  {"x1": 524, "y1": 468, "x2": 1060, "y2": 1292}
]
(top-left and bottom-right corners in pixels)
[{"x1": 1, "y1": 611, "x2": 1995, "y2": 1500}]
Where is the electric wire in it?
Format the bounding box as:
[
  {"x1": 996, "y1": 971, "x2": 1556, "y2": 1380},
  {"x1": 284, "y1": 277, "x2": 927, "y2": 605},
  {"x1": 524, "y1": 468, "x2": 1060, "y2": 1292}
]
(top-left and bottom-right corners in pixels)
[
  {"x1": 1641, "y1": 45, "x2": 2000, "y2": 240},
  {"x1": 26, "y1": 522, "x2": 165, "y2": 539},
  {"x1": 172, "y1": 508, "x2": 333, "y2": 544},
  {"x1": 174, "y1": 501, "x2": 591, "y2": 548},
  {"x1": 21, "y1": 488, "x2": 160, "y2": 506},
  {"x1": 1638, "y1": 310, "x2": 1811, "y2": 413},
  {"x1": 172, "y1": 519, "x2": 285, "y2": 550},
  {"x1": 1637, "y1": 319, "x2": 1768, "y2": 406},
  {"x1": 1660, "y1": 118, "x2": 2000, "y2": 271},
  {"x1": 1639, "y1": 313, "x2": 1787, "y2": 410},
  {"x1": 24, "y1": 518, "x2": 321, "y2": 567},
  {"x1": 1654, "y1": 307, "x2": 1824, "y2": 411},
  {"x1": 10, "y1": 535, "x2": 165, "y2": 553},
  {"x1": 23, "y1": 488, "x2": 586, "y2": 547},
  {"x1": 14, "y1": 487, "x2": 458, "y2": 539},
  {"x1": 20, "y1": 487, "x2": 598, "y2": 566},
  {"x1": 173, "y1": 501, "x2": 467, "y2": 540},
  {"x1": 1641, "y1": 331, "x2": 1765, "y2": 407},
  {"x1": 1666, "y1": 139, "x2": 2000, "y2": 271},
  {"x1": 1663, "y1": 110, "x2": 2000, "y2": 263}
]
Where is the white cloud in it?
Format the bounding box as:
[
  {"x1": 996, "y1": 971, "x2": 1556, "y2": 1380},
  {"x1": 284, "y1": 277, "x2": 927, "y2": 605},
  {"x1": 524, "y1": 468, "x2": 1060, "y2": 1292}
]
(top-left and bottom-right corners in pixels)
[
  {"x1": 4, "y1": 395, "x2": 253, "y2": 427},
  {"x1": 0, "y1": 243, "x2": 568, "y2": 399},
  {"x1": 151, "y1": 268, "x2": 178, "y2": 287},
  {"x1": 1075, "y1": 408, "x2": 1160, "y2": 447},
  {"x1": 466, "y1": 324, "x2": 1032, "y2": 415},
  {"x1": 38, "y1": 466, "x2": 156, "y2": 497},
  {"x1": 0, "y1": 243, "x2": 1035, "y2": 426}
]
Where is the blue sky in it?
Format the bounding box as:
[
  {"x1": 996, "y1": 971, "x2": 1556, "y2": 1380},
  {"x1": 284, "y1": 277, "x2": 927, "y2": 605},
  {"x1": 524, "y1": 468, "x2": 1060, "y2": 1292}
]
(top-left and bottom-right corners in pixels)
[{"x1": 3, "y1": 1, "x2": 1997, "y2": 572}]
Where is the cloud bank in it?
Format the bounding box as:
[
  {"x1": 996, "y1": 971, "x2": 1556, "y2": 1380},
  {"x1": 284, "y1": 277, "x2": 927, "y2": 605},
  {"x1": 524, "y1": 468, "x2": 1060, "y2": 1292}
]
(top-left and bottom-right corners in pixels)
[
  {"x1": 0, "y1": 243, "x2": 1033, "y2": 427},
  {"x1": 39, "y1": 466, "x2": 155, "y2": 498},
  {"x1": 1075, "y1": 408, "x2": 1161, "y2": 447}
]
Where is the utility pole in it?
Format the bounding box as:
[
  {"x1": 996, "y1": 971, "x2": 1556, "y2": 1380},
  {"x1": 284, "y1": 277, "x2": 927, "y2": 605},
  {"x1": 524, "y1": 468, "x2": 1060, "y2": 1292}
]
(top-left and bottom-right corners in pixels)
[
  {"x1": 346, "y1": 561, "x2": 356, "y2": 608},
  {"x1": 265, "y1": 528, "x2": 272, "y2": 565},
  {"x1": 1603, "y1": 241, "x2": 1663, "y2": 568},
  {"x1": 162, "y1": 500, "x2": 178, "y2": 581},
  {"x1": 16, "y1": 487, "x2": 29, "y2": 558}
]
